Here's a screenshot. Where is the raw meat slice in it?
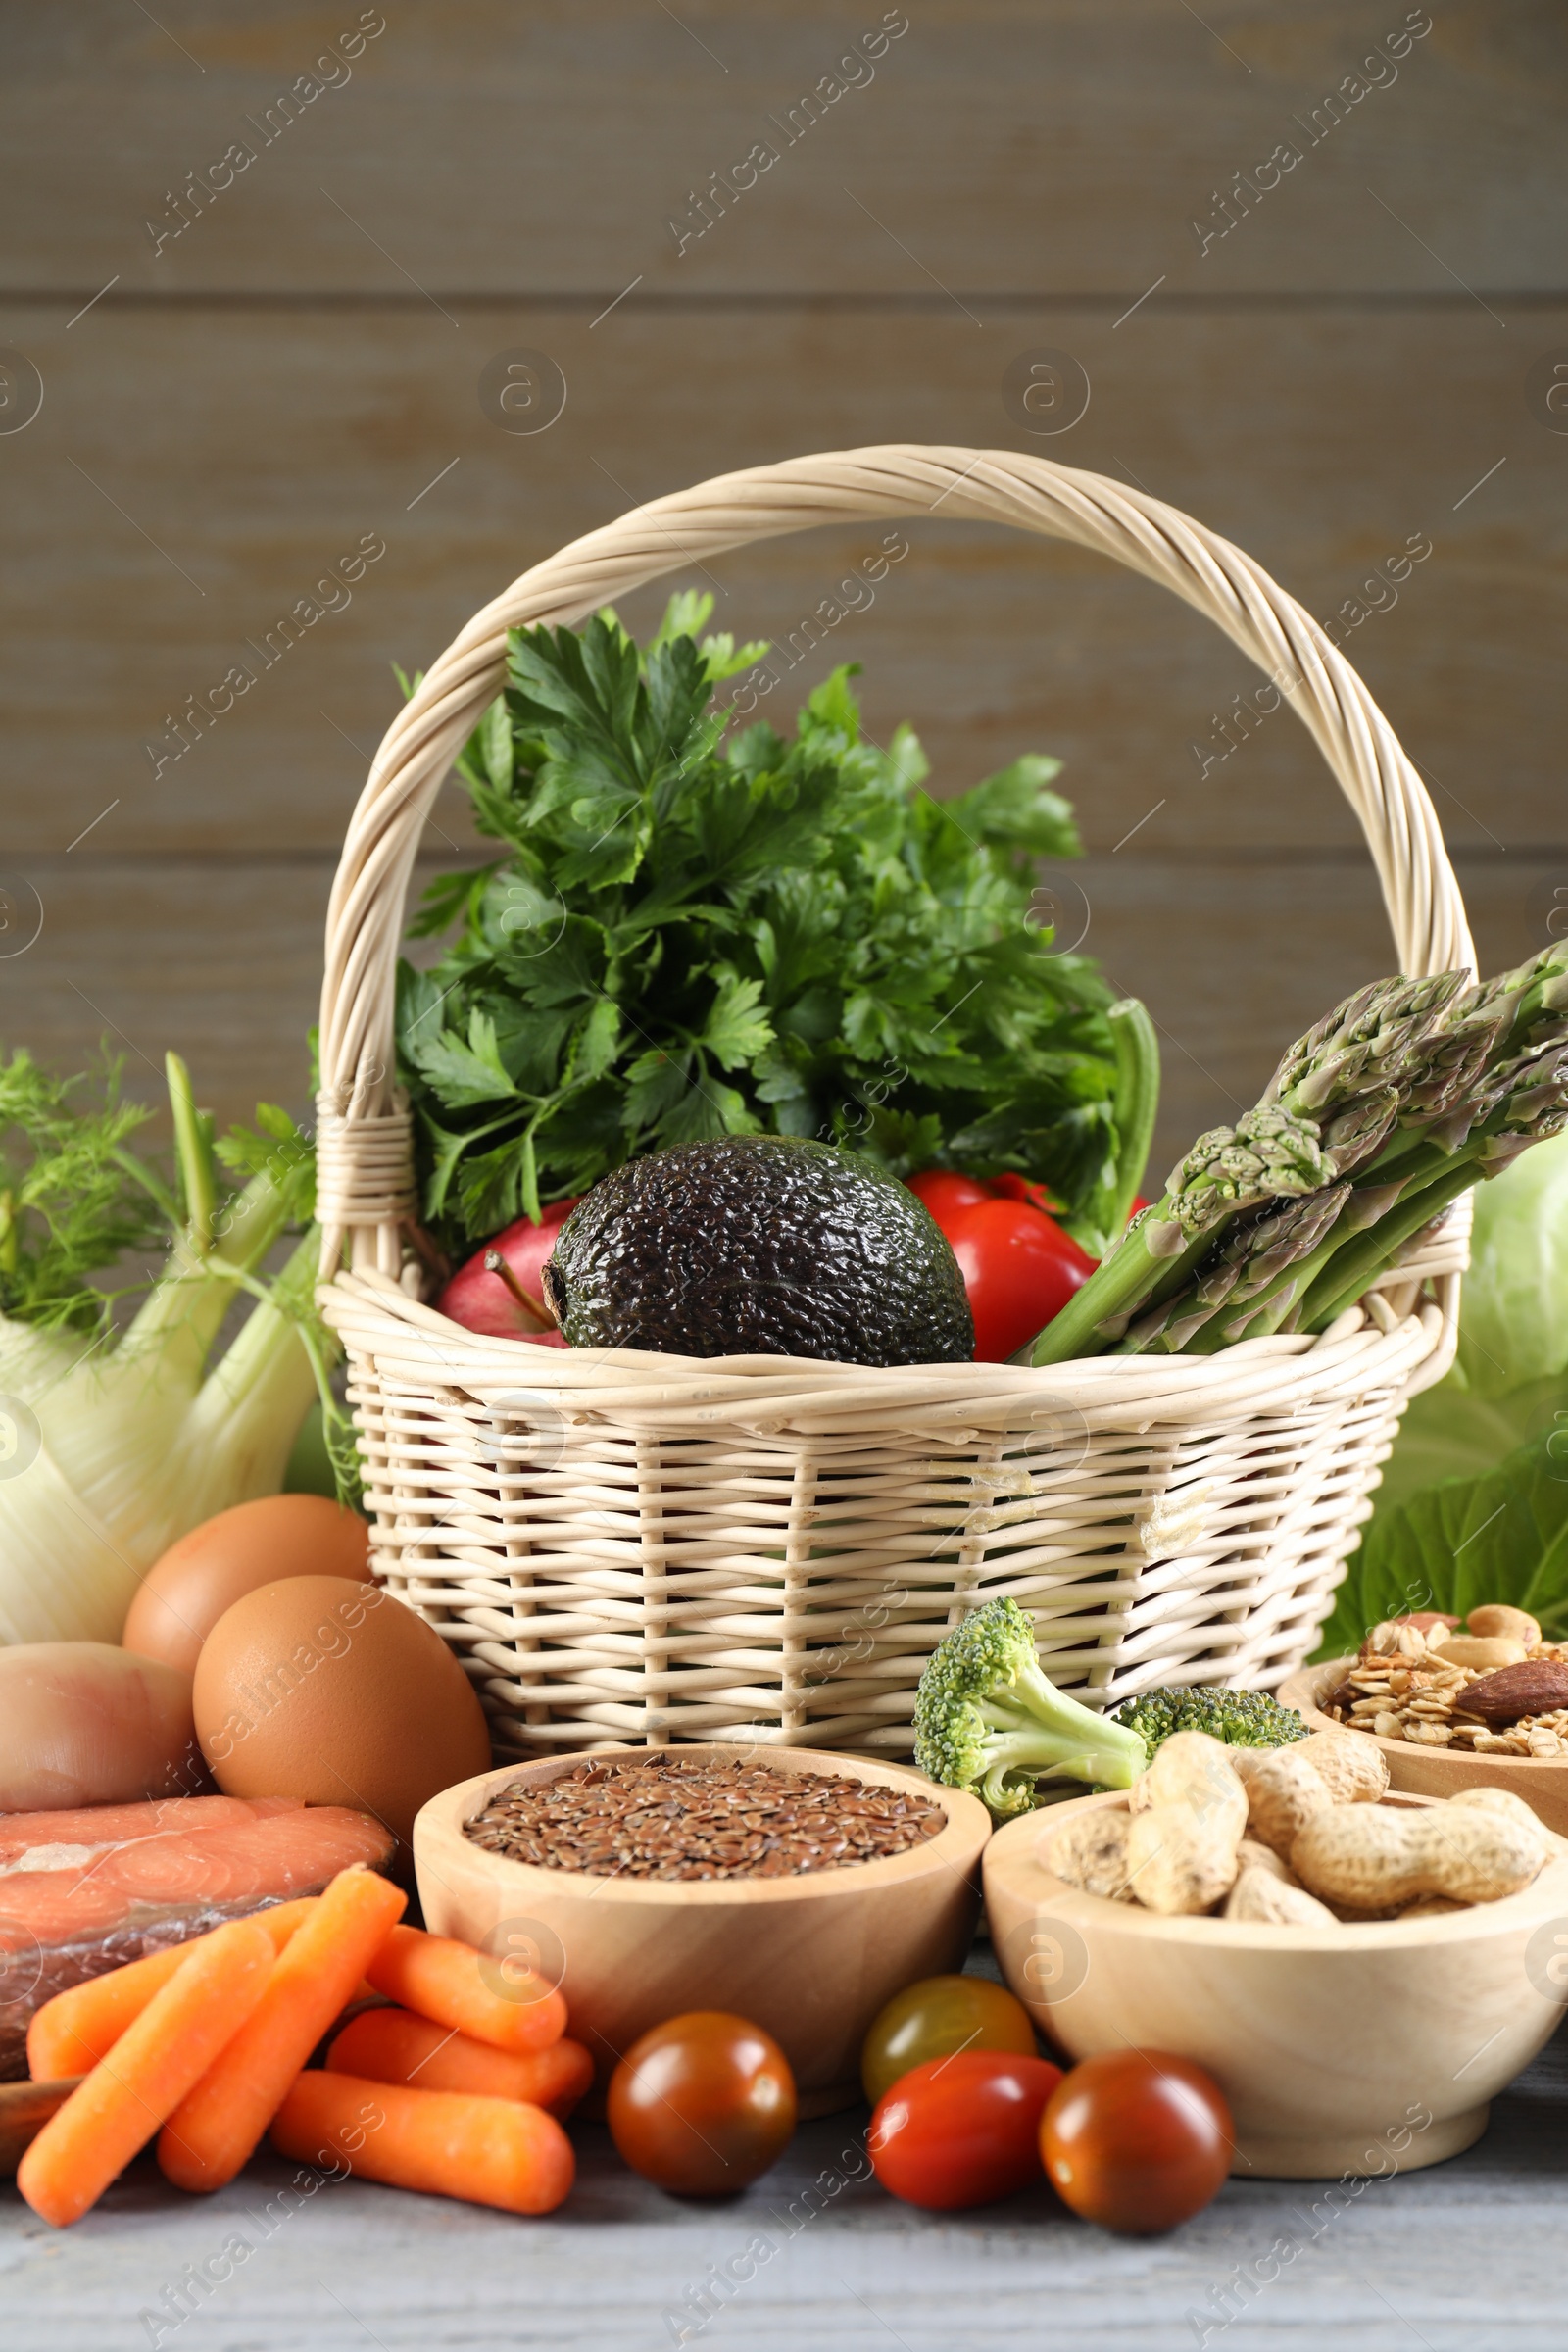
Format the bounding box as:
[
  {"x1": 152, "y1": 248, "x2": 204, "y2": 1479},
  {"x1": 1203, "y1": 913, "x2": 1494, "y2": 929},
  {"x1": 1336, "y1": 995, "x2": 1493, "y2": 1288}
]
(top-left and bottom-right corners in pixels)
[{"x1": 0, "y1": 1800, "x2": 393, "y2": 2078}]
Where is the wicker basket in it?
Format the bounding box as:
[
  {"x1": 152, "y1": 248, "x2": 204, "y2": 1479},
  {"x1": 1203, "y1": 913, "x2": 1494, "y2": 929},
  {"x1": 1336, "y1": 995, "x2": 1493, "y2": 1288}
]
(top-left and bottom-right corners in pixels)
[{"x1": 316, "y1": 445, "x2": 1474, "y2": 1758}]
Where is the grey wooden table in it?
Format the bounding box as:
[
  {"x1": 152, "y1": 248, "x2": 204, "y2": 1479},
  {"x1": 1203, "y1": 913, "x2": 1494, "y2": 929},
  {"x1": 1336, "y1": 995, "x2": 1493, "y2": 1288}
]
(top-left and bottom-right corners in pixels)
[{"x1": 5, "y1": 2002, "x2": 1565, "y2": 2352}]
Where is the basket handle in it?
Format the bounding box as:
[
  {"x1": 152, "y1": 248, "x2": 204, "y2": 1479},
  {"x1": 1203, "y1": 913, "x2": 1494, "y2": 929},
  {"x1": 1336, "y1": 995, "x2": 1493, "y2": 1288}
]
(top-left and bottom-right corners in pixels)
[{"x1": 316, "y1": 444, "x2": 1474, "y2": 1273}]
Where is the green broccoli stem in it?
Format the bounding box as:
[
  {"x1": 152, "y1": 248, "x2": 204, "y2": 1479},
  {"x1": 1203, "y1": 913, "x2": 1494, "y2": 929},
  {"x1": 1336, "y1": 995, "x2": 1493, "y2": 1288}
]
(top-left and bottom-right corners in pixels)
[
  {"x1": 985, "y1": 1660, "x2": 1148, "y2": 1792},
  {"x1": 1068, "y1": 998, "x2": 1160, "y2": 1258}
]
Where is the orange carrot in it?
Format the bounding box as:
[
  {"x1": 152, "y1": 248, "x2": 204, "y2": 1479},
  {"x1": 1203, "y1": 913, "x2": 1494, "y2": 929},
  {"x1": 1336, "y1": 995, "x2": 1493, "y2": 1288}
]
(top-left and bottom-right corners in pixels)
[
  {"x1": 157, "y1": 1866, "x2": 406, "y2": 2194},
  {"x1": 17, "y1": 1917, "x2": 273, "y2": 2228},
  {"x1": 26, "y1": 1898, "x2": 317, "y2": 2082},
  {"x1": 364, "y1": 1925, "x2": 566, "y2": 2054},
  {"x1": 270, "y1": 2069, "x2": 574, "y2": 2214},
  {"x1": 327, "y1": 2008, "x2": 593, "y2": 2118}
]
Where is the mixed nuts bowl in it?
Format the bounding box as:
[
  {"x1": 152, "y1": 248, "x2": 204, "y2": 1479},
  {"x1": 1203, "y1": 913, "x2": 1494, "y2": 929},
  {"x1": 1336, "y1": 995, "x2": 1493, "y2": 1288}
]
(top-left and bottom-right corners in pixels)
[{"x1": 1282, "y1": 1606, "x2": 1568, "y2": 1834}]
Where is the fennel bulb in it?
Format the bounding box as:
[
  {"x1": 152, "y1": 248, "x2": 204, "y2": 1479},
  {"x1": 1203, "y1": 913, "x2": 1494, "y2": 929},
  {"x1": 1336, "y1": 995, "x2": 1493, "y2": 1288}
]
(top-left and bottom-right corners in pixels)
[{"x1": 0, "y1": 1049, "x2": 335, "y2": 1644}]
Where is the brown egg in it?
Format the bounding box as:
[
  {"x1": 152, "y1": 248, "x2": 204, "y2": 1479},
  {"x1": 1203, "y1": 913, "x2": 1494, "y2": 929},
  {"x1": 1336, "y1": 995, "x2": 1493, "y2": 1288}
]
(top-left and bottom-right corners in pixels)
[
  {"x1": 123, "y1": 1494, "x2": 373, "y2": 1677},
  {"x1": 192, "y1": 1576, "x2": 491, "y2": 1854}
]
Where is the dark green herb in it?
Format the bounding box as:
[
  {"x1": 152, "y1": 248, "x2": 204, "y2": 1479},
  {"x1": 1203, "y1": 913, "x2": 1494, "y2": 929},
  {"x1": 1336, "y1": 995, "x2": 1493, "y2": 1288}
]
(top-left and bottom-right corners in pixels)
[{"x1": 397, "y1": 596, "x2": 1126, "y2": 1253}]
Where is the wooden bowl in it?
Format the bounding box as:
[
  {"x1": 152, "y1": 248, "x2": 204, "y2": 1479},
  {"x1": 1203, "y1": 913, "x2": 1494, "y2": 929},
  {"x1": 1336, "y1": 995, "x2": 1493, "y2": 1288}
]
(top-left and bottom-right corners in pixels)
[
  {"x1": 414, "y1": 1744, "x2": 990, "y2": 2118},
  {"x1": 984, "y1": 1788, "x2": 1568, "y2": 2180},
  {"x1": 1281, "y1": 1657, "x2": 1568, "y2": 1836}
]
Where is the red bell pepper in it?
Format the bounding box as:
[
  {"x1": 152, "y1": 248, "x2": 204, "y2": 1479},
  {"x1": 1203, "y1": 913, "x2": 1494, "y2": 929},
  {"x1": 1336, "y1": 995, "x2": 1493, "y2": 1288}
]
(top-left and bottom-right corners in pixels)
[
  {"x1": 906, "y1": 1172, "x2": 1099, "y2": 1363},
  {"x1": 435, "y1": 1200, "x2": 581, "y2": 1344}
]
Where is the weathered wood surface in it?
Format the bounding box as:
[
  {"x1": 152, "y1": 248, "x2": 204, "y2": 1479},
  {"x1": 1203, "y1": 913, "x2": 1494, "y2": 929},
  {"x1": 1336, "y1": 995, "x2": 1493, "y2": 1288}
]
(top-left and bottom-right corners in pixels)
[
  {"x1": 4, "y1": 302, "x2": 1565, "y2": 859},
  {"x1": 3, "y1": 850, "x2": 1548, "y2": 1187},
  {"x1": 1, "y1": 2, "x2": 1561, "y2": 294},
  {"x1": 4, "y1": 2000, "x2": 1568, "y2": 2350},
  {"x1": 0, "y1": 1, "x2": 1563, "y2": 1181}
]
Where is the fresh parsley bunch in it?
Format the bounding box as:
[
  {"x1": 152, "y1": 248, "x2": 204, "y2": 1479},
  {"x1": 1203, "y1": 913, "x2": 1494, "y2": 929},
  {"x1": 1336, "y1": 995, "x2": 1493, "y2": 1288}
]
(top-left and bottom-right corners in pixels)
[{"x1": 397, "y1": 595, "x2": 1126, "y2": 1252}]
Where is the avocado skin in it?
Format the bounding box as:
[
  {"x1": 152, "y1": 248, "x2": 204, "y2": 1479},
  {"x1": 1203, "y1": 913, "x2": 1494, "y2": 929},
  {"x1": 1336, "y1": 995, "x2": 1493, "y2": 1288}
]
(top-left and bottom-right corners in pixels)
[{"x1": 541, "y1": 1136, "x2": 974, "y2": 1365}]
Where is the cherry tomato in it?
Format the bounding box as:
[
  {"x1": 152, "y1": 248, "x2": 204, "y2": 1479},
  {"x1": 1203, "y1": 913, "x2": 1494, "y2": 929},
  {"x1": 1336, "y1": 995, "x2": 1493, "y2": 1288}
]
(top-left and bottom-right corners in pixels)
[
  {"x1": 906, "y1": 1170, "x2": 1098, "y2": 1360},
  {"x1": 868, "y1": 2051, "x2": 1062, "y2": 2210},
  {"x1": 607, "y1": 2011, "x2": 797, "y2": 2196},
  {"x1": 945, "y1": 1198, "x2": 1097, "y2": 1361},
  {"x1": 1040, "y1": 2050, "x2": 1233, "y2": 2233},
  {"x1": 906, "y1": 1169, "x2": 997, "y2": 1223},
  {"x1": 859, "y1": 1973, "x2": 1039, "y2": 2107},
  {"x1": 989, "y1": 1170, "x2": 1067, "y2": 1217}
]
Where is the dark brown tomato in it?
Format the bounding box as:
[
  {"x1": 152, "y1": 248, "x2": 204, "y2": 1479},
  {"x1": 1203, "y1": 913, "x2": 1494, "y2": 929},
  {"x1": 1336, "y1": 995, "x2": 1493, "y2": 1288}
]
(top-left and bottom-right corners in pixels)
[
  {"x1": 1041, "y1": 2049, "x2": 1233, "y2": 2232},
  {"x1": 607, "y1": 2011, "x2": 797, "y2": 2196}
]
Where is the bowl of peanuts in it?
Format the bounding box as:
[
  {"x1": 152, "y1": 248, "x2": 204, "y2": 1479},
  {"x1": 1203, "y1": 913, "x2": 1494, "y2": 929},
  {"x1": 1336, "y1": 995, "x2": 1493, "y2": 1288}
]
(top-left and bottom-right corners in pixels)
[
  {"x1": 985, "y1": 1721, "x2": 1568, "y2": 2180},
  {"x1": 1279, "y1": 1605, "x2": 1568, "y2": 1835}
]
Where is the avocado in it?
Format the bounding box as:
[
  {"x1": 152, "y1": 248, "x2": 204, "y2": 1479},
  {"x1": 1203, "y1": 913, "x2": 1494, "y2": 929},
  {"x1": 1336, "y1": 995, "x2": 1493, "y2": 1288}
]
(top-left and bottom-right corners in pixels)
[{"x1": 539, "y1": 1136, "x2": 974, "y2": 1365}]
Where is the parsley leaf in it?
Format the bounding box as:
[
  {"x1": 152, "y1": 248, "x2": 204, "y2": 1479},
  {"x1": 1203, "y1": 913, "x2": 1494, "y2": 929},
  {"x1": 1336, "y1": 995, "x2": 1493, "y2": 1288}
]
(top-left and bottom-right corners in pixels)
[{"x1": 396, "y1": 595, "x2": 1121, "y2": 1250}]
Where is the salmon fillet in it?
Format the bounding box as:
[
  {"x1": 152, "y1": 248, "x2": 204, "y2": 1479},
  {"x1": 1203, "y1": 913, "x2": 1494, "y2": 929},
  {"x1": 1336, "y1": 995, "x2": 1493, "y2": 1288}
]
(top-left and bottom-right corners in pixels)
[
  {"x1": 0, "y1": 1794, "x2": 302, "y2": 1866},
  {"x1": 0, "y1": 1795, "x2": 393, "y2": 2077}
]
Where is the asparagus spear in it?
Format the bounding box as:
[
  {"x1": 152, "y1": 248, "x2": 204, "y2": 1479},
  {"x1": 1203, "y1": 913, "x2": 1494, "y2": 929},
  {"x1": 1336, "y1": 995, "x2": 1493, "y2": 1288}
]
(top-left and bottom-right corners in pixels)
[
  {"x1": 1026, "y1": 951, "x2": 1568, "y2": 1370},
  {"x1": 1029, "y1": 1106, "x2": 1331, "y2": 1365},
  {"x1": 1297, "y1": 1033, "x2": 1568, "y2": 1331},
  {"x1": 1261, "y1": 972, "x2": 1468, "y2": 1123},
  {"x1": 1178, "y1": 1024, "x2": 1568, "y2": 1352},
  {"x1": 1119, "y1": 1182, "x2": 1350, "y2": 1355}
]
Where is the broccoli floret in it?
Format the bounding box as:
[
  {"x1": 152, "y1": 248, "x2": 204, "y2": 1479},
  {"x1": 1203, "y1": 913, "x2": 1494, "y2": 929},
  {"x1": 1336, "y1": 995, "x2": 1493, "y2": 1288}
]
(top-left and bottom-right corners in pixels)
[
  {"x1": 1113, "y1": 1686, "x2": 1307, "y2": 1762},
  {"x1": 913, "y1": 1597, "x2": 1148, "y2": 1820}
]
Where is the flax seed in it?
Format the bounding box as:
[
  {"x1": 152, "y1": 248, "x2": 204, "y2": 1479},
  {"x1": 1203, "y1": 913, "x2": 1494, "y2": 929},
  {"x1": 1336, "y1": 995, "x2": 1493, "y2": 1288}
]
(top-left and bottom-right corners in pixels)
[{"x1": 464, "y1": 1753, "x2": 948, "y2": 1881}]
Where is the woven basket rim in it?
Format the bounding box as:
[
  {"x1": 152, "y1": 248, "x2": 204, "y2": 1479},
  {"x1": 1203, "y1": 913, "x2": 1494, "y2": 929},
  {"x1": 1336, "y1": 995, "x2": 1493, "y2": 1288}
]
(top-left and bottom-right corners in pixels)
[{"x1": 320, "y1": 1267, "x2": 1450, "y2": 1426}]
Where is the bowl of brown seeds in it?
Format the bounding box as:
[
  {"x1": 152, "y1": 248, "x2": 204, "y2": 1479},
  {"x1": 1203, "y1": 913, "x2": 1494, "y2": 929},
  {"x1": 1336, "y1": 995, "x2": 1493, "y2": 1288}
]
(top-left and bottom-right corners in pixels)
[{"x1": 414, "y1": 1744, "x2": 992, "y2": 2116}]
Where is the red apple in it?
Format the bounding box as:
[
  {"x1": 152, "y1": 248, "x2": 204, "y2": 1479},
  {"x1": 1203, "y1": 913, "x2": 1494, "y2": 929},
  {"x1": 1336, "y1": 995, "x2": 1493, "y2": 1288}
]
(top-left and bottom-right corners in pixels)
[{"x1": 435, "y1": 1201, "x2": 581, "y2": 1342}]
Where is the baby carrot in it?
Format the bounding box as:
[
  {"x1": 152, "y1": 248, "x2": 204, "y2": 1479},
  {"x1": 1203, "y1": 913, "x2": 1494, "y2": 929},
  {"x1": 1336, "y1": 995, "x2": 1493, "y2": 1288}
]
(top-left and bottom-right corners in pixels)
[
  {"x1": 17, "y1": 1918, "x2": 273, "y2": 2228},
  {"x1": 327, "y1": 2008, "x2": 593, "y2": 2118},
  {"x1": 26, "y1": 1898, "x2": 317, "y2": 2082},
  {"x1": 157, "y1": 1866, "x2": 406, "y2": 2194},
  {"x1": 270, "y1": 2070, "x2": 575, "y2": 2215},
  {"x1": 364, "y1": 1925, "x2": 566, "y2": 2054}
]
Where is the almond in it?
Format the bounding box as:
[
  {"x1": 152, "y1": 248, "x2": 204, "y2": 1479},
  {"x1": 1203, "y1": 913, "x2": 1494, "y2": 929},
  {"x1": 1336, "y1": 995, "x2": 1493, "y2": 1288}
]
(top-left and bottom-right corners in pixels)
[{"x1": 1457, "y1": 1660, "x2": 1568, "y2": 1726}]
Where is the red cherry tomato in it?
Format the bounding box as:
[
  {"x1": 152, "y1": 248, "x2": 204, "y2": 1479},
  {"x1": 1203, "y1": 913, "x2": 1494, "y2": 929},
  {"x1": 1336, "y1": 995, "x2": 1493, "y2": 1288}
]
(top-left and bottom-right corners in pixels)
[
  {"x1": 436, "y1": 1200, "x2": 580, "y2": 1341},
  {"x1": 1041, "y1": 2050, "x2": 1233, "y2": 2233},
  {"x1": 944, "y1": 1199, "x2": 1097, "y2": 1361},
  {"x1": 859, "y1": 1974, "x2": 1039, "y2": 2107},
  {"x1": 906, "y1": 1169, "x2": 997, "y2": 1222},
  {"x1": 607, "y1": 2011, "x2": 797, "y2": 2196},
  {"x1": 988, "y1": 1170, "x2": 1067, "y2": 1217},
  {"x1": 868, "y1": 2050, "x2": 1063, "y2": 2210}
]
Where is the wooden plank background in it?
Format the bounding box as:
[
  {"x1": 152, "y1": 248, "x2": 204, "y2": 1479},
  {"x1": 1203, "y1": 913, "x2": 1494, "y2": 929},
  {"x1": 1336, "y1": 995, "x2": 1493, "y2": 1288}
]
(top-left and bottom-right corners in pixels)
[{"x1": 1, "y1": 1, "x2": 1564, "y2": 1182}]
